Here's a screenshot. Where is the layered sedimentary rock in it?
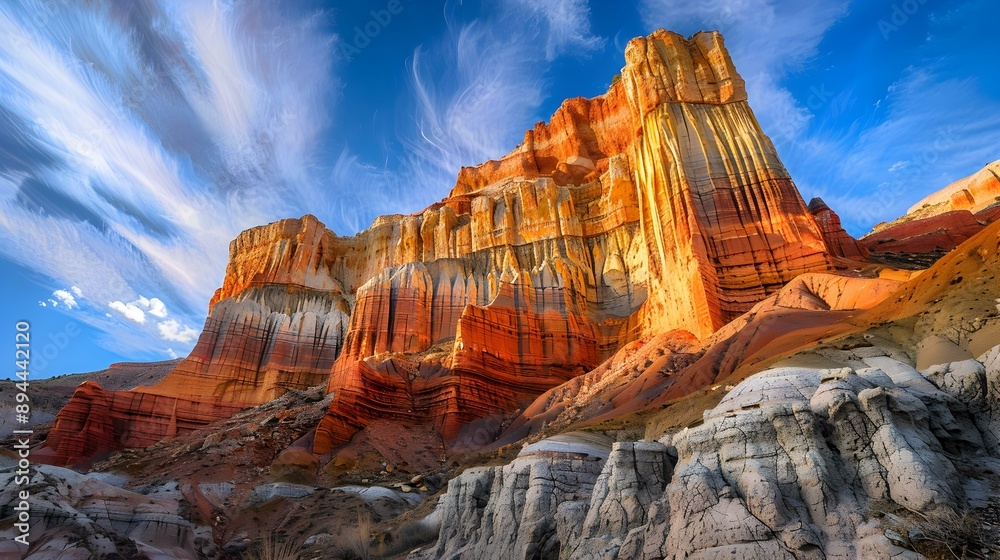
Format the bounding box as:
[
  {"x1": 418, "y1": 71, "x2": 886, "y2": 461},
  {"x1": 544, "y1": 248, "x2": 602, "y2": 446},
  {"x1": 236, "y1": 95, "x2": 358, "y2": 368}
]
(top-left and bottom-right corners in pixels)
[
  {"x1": 416, "y1": 433, "x2": 612, "y2": 560},
  {"x1": 0, "y1": 359, "x2": 177, "y2": 436},
  {"x1": 864, "y1": 207, "x2": 1000, "y2": 255},
  {"x1": 46, "y1": 29, "x2": 841, "y2": 465},
  {"x1": 863, "y1": 161, "x2": 1000, "y2": 255},
  {"x1": 422, "y1": 345, "x2": 1000, "y2": 559},
  {"x1": 312, "y1": 29, "x2": 836, "y2": 453},
  {"x1": 41, "y1": 217, "x2": 353, "y2": 465},
  {"x1": 0, "y1": 464, "x2": 215, "y2": 559},
  {"x1": 907, "y1": 159, "x2": 1000, "y2": 216},
  {"x1": 496, "y1": 272, "x2": 904, "y2": 445},
  {"x1": 35, "y1": 381, "x2": 245, "y2": 466},
  {"x1": 808, "y1": 197, "x2": 868, "y2": 260}
]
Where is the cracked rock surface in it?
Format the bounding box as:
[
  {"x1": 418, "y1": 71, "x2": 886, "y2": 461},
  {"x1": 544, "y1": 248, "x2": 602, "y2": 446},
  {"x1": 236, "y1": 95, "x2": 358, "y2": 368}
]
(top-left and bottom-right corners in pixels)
[
  {"x1": 417, "y1": 344, "x2": 1000, "y2": 559},
  {"x1": 0, "y1": 464, "x2": 215, "y2": 559}
]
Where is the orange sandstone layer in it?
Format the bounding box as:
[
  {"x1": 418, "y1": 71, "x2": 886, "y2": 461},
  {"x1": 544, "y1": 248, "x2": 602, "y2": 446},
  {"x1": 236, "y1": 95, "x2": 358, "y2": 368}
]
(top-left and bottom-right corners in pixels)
[
  {"x1": 311, "y1": 29, "x2": 833, "y2": 453},
  {"x1": 44, "y1": 29, "x2": 842, "y2": 465},
  {"x1": 863, "y1": 161, "x2": 1000, "y2": 255}
]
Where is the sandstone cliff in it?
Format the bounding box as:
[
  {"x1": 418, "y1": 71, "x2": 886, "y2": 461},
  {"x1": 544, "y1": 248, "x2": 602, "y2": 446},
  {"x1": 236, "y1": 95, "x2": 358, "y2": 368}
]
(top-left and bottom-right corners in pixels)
[
  {"x1": 908, "y1": 160, "x2": 1000, "y2": 216},
  {"x1": 312, "y1": 29, "x2": 835, "y2": 453},
  {"x1": 39, "y1": 217, "x2": 352, "y2": 465},
  {"x1": 42, "y1": 29, "x2": 840, "y2": 466}
]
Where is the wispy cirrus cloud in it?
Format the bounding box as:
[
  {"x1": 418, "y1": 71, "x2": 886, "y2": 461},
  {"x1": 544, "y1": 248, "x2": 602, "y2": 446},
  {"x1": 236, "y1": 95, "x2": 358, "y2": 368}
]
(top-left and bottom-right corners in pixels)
[
  {"x1": 322, "y1": 0, "x2": 605, "y2": 235},
  {"x1": 0, "y1": 0, "x2": 337, "y2": 357},
  {"x1": 400, "y1": 0, "x2": 604, "y2": 196},
  {"x1": 813, "y1": 65, "x2": 1000, "y2": 232},
  {"x1": 0, "y1": 0, "x2": 606, "y2": 361}
]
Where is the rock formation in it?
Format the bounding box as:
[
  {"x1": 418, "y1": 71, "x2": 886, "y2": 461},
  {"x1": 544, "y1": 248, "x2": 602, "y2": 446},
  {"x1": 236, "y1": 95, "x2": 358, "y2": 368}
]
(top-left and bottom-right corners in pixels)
[
  {"x1": 0, "y1": 464, "x2": 216, "y2": 559},
  {"x1": 495, "y1": 272, "x2": 905, "y2": 445},
  {"x1": 863, "y1": 160, "x2": 1000, "y2": 255},
  {"x1": 43, "y1": 29, "x2": 840, "y2": 466},
  {"x1": 421, "y1": 433, "x2": 611, "y2": 559},
  {"x1": 808, "y1": 197, "x2": 868, "y2": 260},
  {"x1": 40, "y1": 217, "x2": 351, "y2": 465},
  {"x1": 908, "y1": 159, "x2": 1000, "y2": 216},
  {"x1": 419, "y1": 344, "x2": 1000, "y2": 559},
  {"x1": 20, "y1": 22, "x2": 1000, "y2": 560},
  {"x1": 312, "y1": 29, "x2": 836, "y2": 453},
  {"x1": 0, "y1": 359, "x2": 177, "y2": 435}
]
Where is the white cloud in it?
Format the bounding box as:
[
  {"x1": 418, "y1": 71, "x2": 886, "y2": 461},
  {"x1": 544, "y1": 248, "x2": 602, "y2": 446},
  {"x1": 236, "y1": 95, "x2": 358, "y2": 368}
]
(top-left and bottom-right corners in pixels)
[
  {"x1": 147, "y1": 297, "x2": 168, "y2": 318},
  {"x1": 158, "y1": 319, "x2": 198, "y2": 343},
  {"x1": 38, "y1": 301, "x2": 46, "y2": 307},
  {"x1": 0, "y1": 0, "x2": 336, "y2": 357},
  {"x1": 504, "y1": 0, "x2": 605, "y2": 61},
  {"x1": 166, "y1": 348, "x2": 179, "y2": 359},
  {"x1": 108, "y1": 301, "x2": 146, "y2": 323},
  {"x1": 51, "y1": 289, "x2": 79, "y2": 309},
  {"x1": 105, "y1": 293, "x2": 174, "y2": 325}
]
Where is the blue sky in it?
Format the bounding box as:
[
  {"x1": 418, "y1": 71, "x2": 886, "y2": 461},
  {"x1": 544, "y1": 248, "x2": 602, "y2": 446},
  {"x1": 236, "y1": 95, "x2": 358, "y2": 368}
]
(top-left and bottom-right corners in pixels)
[{"x1": 1, "y1": 0, "x2": 997, "y2": 377}]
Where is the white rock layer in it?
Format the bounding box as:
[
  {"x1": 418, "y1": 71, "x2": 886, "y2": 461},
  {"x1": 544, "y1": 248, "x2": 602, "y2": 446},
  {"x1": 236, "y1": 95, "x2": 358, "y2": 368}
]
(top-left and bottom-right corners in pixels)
[{"x1": 415, "y1": 344, "x2": 1000, "y2": 559}]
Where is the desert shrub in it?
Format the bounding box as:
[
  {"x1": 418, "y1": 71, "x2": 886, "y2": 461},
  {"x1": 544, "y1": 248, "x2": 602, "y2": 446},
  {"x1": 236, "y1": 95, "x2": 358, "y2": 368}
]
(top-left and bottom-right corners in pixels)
[{"x1": 380, "y1": 518, "x2": 439, "y2": 557}]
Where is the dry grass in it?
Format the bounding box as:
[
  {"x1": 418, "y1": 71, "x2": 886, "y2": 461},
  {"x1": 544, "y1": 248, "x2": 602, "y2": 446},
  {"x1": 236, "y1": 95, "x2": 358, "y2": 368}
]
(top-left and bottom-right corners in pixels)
[
  {"x1": 246, "y1": 533, "x2": 303, "y2": 560},
  {"x1": 642, "y1": 388, "x2": 728, "y2": 441},
  {"x1": 344, "y1": 509, "x2": 377, "y2": 560},
  {"x1": 913, "y1": 508, "x2": 999, "y2": 559},
  {"x1": 870, "y1": 500, "x2": 999, "y2": 560},
  {"x1": 379, "y1": 518, "x2": 439, "y2": 557}
]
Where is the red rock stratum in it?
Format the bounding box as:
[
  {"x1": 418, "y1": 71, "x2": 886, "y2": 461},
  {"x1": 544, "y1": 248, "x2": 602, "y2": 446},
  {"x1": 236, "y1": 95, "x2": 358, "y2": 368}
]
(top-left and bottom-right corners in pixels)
[{"x1": 42, "y1": 29, "x2": 858, "y2": 466}]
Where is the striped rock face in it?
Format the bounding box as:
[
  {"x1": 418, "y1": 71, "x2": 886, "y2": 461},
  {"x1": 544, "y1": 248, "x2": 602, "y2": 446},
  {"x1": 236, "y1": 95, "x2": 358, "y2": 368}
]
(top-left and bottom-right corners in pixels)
[{"x1": 43, "y1": 29, "x2": 841, "y2": 466}]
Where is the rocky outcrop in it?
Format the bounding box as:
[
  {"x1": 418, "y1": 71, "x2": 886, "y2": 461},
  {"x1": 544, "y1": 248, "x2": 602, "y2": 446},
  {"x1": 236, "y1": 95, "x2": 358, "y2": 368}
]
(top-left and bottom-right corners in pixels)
[
  {"x1": 0, "y1": 464, "x2": 215, "y2": 559},
  {"x1": 907, "y1": 160, "x2": 1000, "y2": 217},
  {"x1": 40, "y1": 260, "x2": 350, "y2": 465},
  {"x1": 34, "y1": 381, "x2": 244, "y2": 466},
  {"x1": 808, "y1": 198, "x2": 868, "y2": 260},
  {"x1": 415, "y1": 433, "x2": 611, "y2": 560},
  {"x1": 45, "y1": 29, "x2": 841, "y2": 465},
  {"x1": 0, "y1": 359, "x2": 177, "y2": 435},
  {"x1": 863, "y1": 209, "x2": 993, "y2": 254},
  {"x1": 420, "y1": 345, "x2": 1000, "y2": 559},
  {"x1": 496, "y1": 273, "x2": 904, "y2": 444},
  {"x1": 863, "y1": 161, "x2": 1000, "y2": 256},
  {"x1": 571, "y1": 441, "x2": 675, "y2": 559},
  {"x1": 40, "y1": 218, "x2": 357, "y2": 465}
]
